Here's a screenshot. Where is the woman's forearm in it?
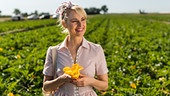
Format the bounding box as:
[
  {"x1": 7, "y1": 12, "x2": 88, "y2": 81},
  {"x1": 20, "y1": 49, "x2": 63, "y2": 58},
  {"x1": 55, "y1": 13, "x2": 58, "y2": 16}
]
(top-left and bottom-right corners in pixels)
[
  {"x1": 43, "y1": 74, "x2": 71, "y2": 92},
  {"x1": 90, "y1": 78, "x2": 108, "y2": 91},
  {"x1": 43, "y1": 77, "x2": 65, "y2": 92}
]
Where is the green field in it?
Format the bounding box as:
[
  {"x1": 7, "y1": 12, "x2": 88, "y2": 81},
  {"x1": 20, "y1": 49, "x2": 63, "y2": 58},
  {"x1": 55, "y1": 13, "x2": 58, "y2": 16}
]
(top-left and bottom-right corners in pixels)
[{"x1": 0, "y1": 14, "x2": 170, "y2": 96}]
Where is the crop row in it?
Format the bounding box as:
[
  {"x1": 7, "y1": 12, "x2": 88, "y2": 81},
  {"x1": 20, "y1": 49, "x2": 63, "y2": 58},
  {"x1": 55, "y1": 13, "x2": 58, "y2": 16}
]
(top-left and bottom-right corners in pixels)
[
  {"x1": 106, "y1": 15, "x2": 170, "y2": 95},
  {"x1": 0, "y1": 24, "x2": 66, "y2": 95},
  {"x1": 141, "y1": 14, "x2": 170, "y2": 22},
  {"x1": 0, "y1": 19, "x2": 57, "y2": 33}
]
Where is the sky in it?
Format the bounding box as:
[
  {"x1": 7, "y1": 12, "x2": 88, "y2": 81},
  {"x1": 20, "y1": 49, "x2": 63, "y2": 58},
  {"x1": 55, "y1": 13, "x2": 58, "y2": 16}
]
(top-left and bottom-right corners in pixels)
[{"x1": 0, "y1": 0, "x2": 170, "y2": 15}]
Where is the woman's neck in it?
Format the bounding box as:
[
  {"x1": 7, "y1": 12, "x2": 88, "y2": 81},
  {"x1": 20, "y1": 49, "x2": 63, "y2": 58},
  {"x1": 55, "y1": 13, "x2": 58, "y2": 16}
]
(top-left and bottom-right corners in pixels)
[{"x1": 67, "y1": 36, "x2": 83, "y2": 50}]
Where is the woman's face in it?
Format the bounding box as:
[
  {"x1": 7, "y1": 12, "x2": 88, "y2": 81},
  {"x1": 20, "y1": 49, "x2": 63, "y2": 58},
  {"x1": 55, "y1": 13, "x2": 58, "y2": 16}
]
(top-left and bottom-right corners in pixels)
[{"x1": 64, "y1": 10, "x2": 86, "y2": 37}]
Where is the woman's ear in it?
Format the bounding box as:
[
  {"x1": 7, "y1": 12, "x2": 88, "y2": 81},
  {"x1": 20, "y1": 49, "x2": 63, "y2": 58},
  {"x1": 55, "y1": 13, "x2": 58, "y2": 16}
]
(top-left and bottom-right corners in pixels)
[{"x1": 62, "y1": 20, "x2": 67, "y2": 28}]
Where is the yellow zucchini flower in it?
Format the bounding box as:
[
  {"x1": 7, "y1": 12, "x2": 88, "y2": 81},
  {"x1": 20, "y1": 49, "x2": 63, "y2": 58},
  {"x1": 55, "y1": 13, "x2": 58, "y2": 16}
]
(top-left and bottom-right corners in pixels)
[{"x1": 63, "y1": 63, "x2": 83, "y2": 79}]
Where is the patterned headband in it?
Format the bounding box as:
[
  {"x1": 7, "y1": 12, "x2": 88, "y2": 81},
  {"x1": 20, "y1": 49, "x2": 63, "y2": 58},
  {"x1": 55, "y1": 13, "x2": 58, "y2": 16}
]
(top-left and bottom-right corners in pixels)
[{"x1": 56, "y1": 1, "x2": 75, "y2": 19}]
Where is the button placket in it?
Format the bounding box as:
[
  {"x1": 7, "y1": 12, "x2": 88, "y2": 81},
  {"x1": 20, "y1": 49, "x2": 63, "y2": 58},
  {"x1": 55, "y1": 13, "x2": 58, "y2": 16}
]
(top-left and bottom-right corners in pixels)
[
  {"x1": 75, "y1": 48, "x2": 80, "y2": 96},
  {"x1": 76, "y1": 48, "x2": 81, "y2": 64},
  {"x1": 67, "y1": 48, "x2": 74, "y2": 64},
  {"x1": 74, "y1": 85, "x2": 79, "y2": 96},
  {"x1": 67, "y1": 47, "x2": 81, "y2": 64}
]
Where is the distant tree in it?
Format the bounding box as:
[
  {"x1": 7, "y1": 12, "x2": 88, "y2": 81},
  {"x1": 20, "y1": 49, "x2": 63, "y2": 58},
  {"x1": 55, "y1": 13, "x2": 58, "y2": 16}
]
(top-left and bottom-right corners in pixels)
[
  {"x1": 0, "y1": 10, "x2": 1, "y2": 16},
  {"x1": 13, "y1": 8, "x2": 21, "y2": 15},
  {"x1": 139, "y1": 9, "x2": 146, "y2": 14},
  {"x1": 39, "y1": 12, "x2": 45, "y2": 16},
  {"x1": 101, "y1": 5, "x2": 108, "y2": 14},
  {"x1": 85, "y1": 7, "x2": 101, "y2": 15},
  {"x1": 34, "y1": 10, "x2": 38, "y2": 15},
  {"x1": 84, "y1": 8, "x2": 89, "y2": 14},
  {"x1": 22, "y1": 12, "x2": 28, "y2": 17}
]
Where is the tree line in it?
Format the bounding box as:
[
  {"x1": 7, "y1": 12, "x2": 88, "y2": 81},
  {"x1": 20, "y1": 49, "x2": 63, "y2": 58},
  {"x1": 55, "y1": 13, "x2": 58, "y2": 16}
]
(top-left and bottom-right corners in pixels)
[
  {"x1": 0, "y1": 5, "x2": 109, "y2": 17},
  {"x1": 85, "y1": 5, "x2": 108, "y2": 14}
]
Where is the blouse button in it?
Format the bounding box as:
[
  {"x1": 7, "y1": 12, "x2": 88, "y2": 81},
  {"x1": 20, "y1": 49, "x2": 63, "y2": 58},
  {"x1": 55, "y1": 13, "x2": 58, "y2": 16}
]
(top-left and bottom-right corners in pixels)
[{"x1": 71, "y1": 60, "x2": 74, "y2": 63}]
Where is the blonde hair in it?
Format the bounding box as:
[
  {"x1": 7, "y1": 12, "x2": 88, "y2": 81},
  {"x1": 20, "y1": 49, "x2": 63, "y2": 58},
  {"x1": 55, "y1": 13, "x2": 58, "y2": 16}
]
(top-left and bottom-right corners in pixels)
[{"x1": 58, "y1": 5, "x2": 87, "y2": 33}]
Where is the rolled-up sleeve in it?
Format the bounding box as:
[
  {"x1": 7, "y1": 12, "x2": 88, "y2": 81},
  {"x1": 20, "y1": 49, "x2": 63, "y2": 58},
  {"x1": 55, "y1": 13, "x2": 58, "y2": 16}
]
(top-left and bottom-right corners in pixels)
[
  {"x1": 43, "y1": 46, "x2": 54, "y2": 76},
  {"x1": 95, "y1": 45, "x2": 108, "y2": 75}
]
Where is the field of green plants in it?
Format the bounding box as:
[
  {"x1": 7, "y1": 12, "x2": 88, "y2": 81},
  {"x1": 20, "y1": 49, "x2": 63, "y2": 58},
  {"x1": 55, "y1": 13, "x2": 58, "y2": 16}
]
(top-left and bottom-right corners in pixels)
[{"x1": 0, "y1": 14, "x2": 170, "y2": 96}]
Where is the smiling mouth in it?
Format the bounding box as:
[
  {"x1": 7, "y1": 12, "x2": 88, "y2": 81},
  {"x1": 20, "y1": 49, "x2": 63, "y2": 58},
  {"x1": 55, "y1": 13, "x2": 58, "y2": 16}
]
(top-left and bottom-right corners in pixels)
[{"x1": 76, "y1": 28, "x2": 84, "y2": 32}]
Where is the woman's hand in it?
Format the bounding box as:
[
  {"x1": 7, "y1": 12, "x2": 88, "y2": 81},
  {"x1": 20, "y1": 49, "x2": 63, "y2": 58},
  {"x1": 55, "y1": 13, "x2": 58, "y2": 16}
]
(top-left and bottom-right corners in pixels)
[
  {"x1": 58, "y1": 73, "x2": 72, "y2": 83},
  {"x1": 71, "y1": 74, "x2": 94, "y2": 87},
  {"x1": 71, "y1": 74, "x2": 108, "y2": 91},
  {"x1": 43, "y1": 73, "x2": 72, "y2": 92}
]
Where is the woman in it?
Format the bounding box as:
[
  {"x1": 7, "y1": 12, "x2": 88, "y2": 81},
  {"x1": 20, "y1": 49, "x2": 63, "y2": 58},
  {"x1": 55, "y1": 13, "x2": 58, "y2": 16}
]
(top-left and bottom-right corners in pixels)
[{"x1": 42, "y1": 2, "x2": 108, "y2": 96}]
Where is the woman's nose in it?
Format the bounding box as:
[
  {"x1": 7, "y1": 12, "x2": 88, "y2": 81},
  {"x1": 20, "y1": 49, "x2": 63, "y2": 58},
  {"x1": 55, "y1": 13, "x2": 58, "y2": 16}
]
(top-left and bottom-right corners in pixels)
[{"x1": 77, "y1": 21, "x2": 82, "y2": 27}]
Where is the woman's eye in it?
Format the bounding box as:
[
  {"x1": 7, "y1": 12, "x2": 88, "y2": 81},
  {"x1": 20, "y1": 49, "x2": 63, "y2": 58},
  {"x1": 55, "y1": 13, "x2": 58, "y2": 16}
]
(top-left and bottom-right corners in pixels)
[{"x1": 82, "y1": 19, "x2": 85, "y2": 21}]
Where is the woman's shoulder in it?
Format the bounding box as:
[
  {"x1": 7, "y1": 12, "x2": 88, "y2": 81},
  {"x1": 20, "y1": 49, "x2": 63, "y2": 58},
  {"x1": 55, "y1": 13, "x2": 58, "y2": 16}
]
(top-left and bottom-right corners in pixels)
[
  {"x1": 87, "y1": 41, "x2": 102, "y2": 50},
  {"x1": 49, "y1": 43, "x2": 61, "y2": 49}
]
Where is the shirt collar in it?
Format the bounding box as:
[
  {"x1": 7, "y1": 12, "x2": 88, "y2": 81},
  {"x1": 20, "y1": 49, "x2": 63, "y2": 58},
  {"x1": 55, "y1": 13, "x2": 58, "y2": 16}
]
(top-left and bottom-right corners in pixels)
[
  {"x1": 81, "y1": 37, "x2": 89, "y2": 49},
  {"x1": 58, "y1": 36, "x2": 68, "y2": 50},
  {"x1": 58, "y1": 36, "x2": 89, "y2": 50}
]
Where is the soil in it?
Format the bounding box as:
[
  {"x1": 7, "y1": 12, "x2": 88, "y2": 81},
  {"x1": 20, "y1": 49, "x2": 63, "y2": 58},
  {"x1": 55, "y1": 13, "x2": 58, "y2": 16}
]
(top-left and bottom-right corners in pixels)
[{"x1": 0, "y1": 17, "x2": 11, "y2": 22}]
